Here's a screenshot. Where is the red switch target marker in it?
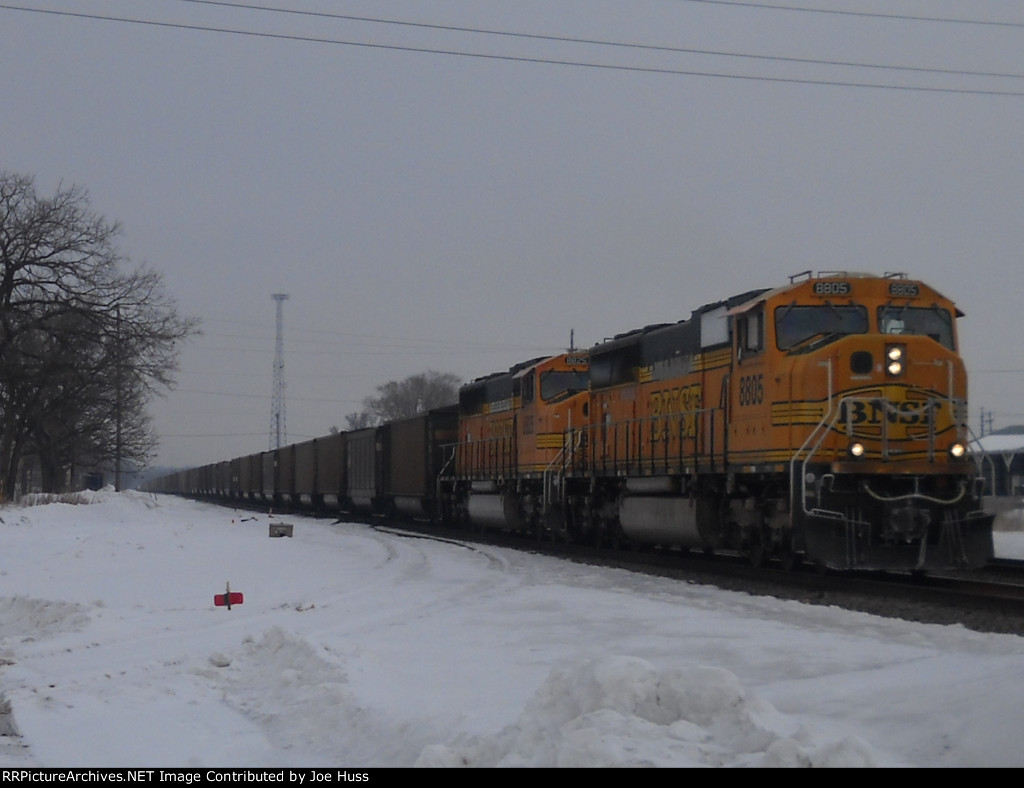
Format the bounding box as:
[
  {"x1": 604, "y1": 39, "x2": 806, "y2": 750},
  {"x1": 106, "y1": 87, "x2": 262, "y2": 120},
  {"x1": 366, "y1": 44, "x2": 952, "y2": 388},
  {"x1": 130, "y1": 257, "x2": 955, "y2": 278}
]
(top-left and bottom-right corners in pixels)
[{"x1": 214, "y1": 581, "x2": 244, "y2": 609}]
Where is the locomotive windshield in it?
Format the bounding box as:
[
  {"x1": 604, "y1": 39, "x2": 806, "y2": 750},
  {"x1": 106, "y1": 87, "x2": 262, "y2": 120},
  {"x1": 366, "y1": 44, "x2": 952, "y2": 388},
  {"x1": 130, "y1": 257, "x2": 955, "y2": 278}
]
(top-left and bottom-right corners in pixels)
[
  {"x1": 877, "y1": 305, "x2": 955, "y2": 350},
  {"x1": 540, "y1": 369, "x2": 589, "y2": 402},
  {"x1": 774, "y1": 304, "x2": 868, "y2": 351}
]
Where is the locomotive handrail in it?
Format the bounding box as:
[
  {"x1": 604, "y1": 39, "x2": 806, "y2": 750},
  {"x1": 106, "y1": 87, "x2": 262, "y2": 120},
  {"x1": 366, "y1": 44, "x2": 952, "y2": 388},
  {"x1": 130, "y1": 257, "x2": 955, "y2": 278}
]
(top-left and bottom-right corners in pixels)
[
  {"x1": 862, "y1": 477, "x2": 968, "y2": 506},
  {"x1": 790, "y1": 396, "x2": 844, "y2": 521},
  {"x1": 542, "y1": 429, "x2": 586, "y2": 513},
  {"x1": 457, "y1": 432, "x2": 516, "y2": 480},
  {"x1": 436, "y1": 441, "x2": 457, "y2": 479},
  {"x1": 575, "y1": 407, "x2": 719, "y2": 478},
  {"x1": 434, "y1": 442, "x2": 458, "y2": 519},
  {"x1": 793, "y1": 393, "x2": 968, "y2": 519}
]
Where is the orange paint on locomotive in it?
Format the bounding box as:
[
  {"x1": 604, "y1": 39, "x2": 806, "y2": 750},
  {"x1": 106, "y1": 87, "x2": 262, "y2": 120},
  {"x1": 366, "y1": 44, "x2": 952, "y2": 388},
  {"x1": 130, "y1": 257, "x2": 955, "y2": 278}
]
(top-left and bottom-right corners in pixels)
[
  {"x1": 513, "y1": 352, "x2": 590, "y2": 475},
  {"x1": 584, "y1": 305, "x2": 737, "y2": 477},
  {"x1": 455, "y1": 352, "x2": 590, "y2": 479},
  {"x1": 727, "y1": 275, "x2": 971, "y2": 475}
]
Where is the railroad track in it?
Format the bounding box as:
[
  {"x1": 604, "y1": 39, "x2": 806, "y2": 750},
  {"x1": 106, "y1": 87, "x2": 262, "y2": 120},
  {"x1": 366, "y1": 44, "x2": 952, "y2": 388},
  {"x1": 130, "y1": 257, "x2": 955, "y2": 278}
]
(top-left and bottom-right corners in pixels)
[
  {"x1": 188, "y1": 494, "x2": 1024, "y2": 637},
  {"x1": 356, "y1": 511, "x2": 1024, "y2": 637}
]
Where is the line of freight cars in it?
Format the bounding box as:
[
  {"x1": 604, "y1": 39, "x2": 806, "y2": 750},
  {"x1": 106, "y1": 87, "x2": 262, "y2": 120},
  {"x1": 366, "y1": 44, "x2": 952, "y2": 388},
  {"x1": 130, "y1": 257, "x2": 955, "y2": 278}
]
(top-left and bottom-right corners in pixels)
[{"x1": 148, "y1": 406, "x2": 459, "y2": 520}]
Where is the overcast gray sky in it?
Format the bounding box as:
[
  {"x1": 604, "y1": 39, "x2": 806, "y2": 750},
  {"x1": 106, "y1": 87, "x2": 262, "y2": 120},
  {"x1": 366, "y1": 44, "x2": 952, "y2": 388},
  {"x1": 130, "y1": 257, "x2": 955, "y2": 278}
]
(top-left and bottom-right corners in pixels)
[{"x1": 3, "y1": 0, "x2": 1023, "y2": 468}]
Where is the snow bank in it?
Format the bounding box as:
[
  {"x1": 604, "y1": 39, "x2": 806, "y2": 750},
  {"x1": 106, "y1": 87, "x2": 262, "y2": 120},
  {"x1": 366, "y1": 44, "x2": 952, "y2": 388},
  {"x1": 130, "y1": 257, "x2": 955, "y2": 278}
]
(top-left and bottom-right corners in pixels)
[
  {"x1": 415, "y1": 655, "x2": 878, "y2": 767},
  {"x1": 3, "y1": 490, "x2": 1023, "y2": 767}
]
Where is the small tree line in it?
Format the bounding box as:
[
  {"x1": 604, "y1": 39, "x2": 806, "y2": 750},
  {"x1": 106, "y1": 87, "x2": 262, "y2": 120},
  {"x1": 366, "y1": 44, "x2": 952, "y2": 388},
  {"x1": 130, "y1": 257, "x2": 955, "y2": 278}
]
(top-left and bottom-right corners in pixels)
[
  {"x1": 339, "y1": 370, "x2": 461, "y2": 431},
  {"x1": 0, "y1": 172, "x2": 197, "y2": 497}
]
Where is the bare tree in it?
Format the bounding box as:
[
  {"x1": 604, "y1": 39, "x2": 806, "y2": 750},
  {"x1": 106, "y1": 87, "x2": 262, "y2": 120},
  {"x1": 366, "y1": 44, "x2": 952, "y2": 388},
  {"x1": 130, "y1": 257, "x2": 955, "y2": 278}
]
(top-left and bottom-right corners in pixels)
[
  {"x1": 0, "y1": 172, "x2": 198, "y2": 496},
  {"x1": 342, "y1": 411, "x2": 376, "y2": 431},
  {"x1": 337, "y1": 370, "x2": 461, "y2": 429}
]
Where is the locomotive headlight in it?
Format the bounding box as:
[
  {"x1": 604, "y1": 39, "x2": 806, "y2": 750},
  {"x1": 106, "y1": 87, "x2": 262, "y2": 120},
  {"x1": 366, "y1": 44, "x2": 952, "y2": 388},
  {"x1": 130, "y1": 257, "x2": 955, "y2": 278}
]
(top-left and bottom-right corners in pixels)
[
  {"x1": 885, "y1": 345, "x2": 905, "y2": 377},
  {"x1": 949, "y1": 442, "x2": 967, "y2": 459},
  {"x1": 849, "y1": 442, "x2": 866, "y2": 458}
]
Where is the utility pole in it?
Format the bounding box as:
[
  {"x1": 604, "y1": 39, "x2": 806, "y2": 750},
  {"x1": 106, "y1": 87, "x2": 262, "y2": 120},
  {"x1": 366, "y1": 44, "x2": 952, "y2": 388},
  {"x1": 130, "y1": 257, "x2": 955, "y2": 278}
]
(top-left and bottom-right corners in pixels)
[
  {"x1": 115, "y1": 304, "x2": 122, "y2": 492},
  {"x1": 270, "y1": 294, "x2": 289, "y2": 450}
]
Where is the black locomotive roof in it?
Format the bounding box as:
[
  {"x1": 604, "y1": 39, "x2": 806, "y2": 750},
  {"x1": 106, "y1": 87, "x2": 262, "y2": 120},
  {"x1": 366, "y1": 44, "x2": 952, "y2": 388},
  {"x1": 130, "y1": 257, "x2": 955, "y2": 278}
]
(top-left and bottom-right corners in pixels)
[
  {"x1": 467, "y1": 287, "x2": 774, "y2": 397},
  {"x1": 459, "y1": 354, "x2": 552, "y2": 411},
  {"x1": 591, "y1": 288, "x2": 770, "y2": 356}
]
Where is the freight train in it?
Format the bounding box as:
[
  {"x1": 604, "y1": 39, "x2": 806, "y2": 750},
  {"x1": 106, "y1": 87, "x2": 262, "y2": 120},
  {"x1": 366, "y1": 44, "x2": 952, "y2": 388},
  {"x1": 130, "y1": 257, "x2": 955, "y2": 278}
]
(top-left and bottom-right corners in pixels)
[{"x1": 146, "y1": 271, "x2": 994, "y2": 572}]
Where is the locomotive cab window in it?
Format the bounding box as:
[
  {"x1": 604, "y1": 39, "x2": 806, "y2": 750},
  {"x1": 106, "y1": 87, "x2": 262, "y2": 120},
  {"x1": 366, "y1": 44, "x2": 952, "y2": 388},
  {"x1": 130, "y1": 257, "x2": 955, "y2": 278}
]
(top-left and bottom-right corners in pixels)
[
  {"x1": 519, "y1": 371, "x2": 535, "y2": 404},
  {"x1": 877, "y1": 305, "x2": 955, "y2": 350},
  {"x1": 540, "y1": 369, "x2": 590, "y2": 403},
  {"x1": 775, "y1": 303, "x2": 868, "y2": 351},
  {"x1": 736, "y1": 310, "x2": 764, "y2": 357}
]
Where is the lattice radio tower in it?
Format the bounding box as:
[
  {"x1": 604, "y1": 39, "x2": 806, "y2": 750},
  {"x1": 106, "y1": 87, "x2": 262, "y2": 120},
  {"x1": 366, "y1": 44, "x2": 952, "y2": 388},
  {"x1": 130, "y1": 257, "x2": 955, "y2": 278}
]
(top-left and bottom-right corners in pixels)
[{"x1": 270, "y1": 293, "x2": 289, "y2": 450}]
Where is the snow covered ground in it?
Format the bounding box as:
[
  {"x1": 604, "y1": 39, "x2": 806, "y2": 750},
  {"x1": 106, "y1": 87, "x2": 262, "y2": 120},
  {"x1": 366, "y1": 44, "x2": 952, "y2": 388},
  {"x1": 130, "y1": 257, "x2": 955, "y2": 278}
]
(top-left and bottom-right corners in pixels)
[{"x1": 2, "y1": 489, "x2": 1024, "y2": 768}]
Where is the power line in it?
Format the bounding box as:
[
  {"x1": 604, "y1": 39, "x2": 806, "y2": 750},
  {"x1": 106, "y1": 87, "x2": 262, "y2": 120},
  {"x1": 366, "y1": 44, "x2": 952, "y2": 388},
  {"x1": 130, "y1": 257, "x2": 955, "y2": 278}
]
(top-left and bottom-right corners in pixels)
[
  {"x1": 189, "y1": 317, "x2": 564, "y2": 354},
  {"x1": 174, "y1": 387, "x2": 361, "y2": 405},
  {"x1": 680, "y1": 0, "x2": 1024, "y2": 29},
  {"x1": 159, "y1": 431, "x2": 267, "y2": 438},
  {"x1": 179, "y1": 0, "x2": 1024, "y2": 82},
  {"x1": 0, "y1": 3, "x2": 1021, "y2": 96}
]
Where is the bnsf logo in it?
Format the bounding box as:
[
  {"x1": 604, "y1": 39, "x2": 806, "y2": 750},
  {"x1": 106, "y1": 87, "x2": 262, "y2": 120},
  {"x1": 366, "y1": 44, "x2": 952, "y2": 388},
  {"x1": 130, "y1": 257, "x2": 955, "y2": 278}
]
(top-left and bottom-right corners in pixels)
[
  {"x1": 813, "y1": 281, "x2": 850, "y2": 296},
  {"x1": 649, "y1": 383, "x2": 702, "y2": 439},
  {"x1": 840, "y1": 399, "x2": 934, "y2": 427}
]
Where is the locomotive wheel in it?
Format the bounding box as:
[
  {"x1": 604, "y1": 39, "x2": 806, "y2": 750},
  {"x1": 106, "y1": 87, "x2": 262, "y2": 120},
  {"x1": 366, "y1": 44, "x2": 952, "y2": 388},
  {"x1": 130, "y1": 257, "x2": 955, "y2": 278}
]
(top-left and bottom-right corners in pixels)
[
  {"x1": 746, "y1": 539, "x2": 768, "y2": 568},
  {"x1": 744, "y1": 524, "x2": 769, "y2": 568},
  {"x1": 596, "y1": 523, "x2": 625, "y2": 550},
  {"x1": 545, "y1": 506, "x2": 570, "y2": 544},
  {"x1": 778, "y1": 537, "x2": 802, "y2": 571}
]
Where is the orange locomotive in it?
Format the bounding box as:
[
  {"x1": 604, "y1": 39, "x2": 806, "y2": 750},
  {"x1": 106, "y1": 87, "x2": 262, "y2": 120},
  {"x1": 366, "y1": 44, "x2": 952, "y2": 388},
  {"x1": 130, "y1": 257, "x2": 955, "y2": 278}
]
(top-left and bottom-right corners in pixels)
[
  {"x1": 449, "y1": 271, "x2": 993, "y2": 571},
  {"x1": 452, "y1": 352, "x2": 590, "y2": 537}
]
